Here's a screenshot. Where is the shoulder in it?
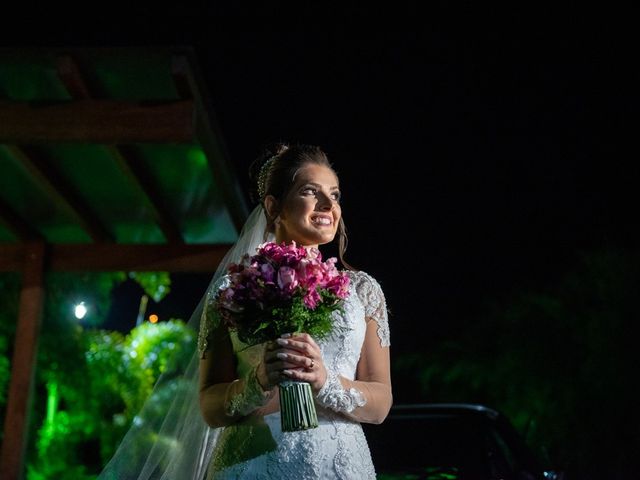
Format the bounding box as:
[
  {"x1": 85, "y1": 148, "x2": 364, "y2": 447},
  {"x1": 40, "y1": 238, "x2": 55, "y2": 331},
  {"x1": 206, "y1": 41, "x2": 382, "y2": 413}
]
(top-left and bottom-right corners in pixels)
[
  {"x1": 347, "y1": 270, "x2": 385, "y2": 292},
  {"x1": 346, "y1": 269, "x2": 387, "y2": 307},
  {"x1": 347, "y1": 270, "x2": 390, "y2": 346}
]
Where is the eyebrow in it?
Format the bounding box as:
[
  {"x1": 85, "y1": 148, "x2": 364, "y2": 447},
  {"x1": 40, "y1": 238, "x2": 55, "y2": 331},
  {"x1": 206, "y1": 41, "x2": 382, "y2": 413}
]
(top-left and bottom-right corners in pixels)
[{"x1": 300, "y1": 182, "x2": 340, "y2": 190}]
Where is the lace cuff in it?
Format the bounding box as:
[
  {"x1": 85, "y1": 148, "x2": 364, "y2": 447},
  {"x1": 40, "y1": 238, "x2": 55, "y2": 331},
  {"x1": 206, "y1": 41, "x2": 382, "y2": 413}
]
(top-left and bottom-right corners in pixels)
[
  {"x1": 315, "y1": 371, "x2": 367, "y2": 414},
  {"x1": 225, "y1": 366, "x2": 273, "y2": 417}
]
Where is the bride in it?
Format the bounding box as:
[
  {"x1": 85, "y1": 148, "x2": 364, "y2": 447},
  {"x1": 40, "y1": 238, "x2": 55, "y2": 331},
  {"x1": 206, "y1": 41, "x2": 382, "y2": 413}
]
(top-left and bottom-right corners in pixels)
[{"x1": 98, "y1": 142, "x2": 392, "y2": 479}]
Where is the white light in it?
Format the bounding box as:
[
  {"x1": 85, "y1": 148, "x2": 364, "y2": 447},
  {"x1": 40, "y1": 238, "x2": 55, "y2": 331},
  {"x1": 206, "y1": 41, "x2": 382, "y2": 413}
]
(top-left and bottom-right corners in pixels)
[{"x1": 74, "y1": 302, "x2": 87, "y2": 320}]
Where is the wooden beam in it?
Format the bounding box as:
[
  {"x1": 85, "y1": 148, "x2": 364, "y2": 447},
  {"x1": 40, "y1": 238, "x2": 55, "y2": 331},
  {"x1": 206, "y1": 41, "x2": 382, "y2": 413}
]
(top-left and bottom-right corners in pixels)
[
  {"x1": 108, "y1": 145, "x2": 184, "y2": 244},
  {"x1": 0, "y1": 243, "x2": 232, "y2": 272},
  {"x1": 171, "y1": 55, "x2": 248, "y2": 233},
  {"x1": 5, "y1": 145, "x2": 114, "y2": 243},
  {"x1": 0, "y1": 99, "x2": 195, "y2": 143},
  {"x1": 0, "y1": 242, "x2": 46, "y2": 480},
  {"x1": 53, "y1": 55, "x2": 183, "y2": 243},
  {"x1": 49, "y1": 244, "x2": 230, "y2": 271}
]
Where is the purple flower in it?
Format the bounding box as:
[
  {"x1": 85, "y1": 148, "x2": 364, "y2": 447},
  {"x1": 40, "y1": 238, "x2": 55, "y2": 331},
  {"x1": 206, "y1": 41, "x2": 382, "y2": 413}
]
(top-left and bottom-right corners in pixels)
[
  {"x1": 260, "y1": 263, "x2": 276, "y2": 283},
  {"x1": 277, "y1": 266, "x2": 298, "y2": 294}
]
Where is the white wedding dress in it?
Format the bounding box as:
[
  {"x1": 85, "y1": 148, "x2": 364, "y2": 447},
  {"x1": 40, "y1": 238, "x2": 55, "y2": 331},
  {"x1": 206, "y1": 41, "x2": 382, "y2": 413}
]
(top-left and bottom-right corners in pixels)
[{"x1": 204, "y1": 270, "x2": 390, "y2": 480}]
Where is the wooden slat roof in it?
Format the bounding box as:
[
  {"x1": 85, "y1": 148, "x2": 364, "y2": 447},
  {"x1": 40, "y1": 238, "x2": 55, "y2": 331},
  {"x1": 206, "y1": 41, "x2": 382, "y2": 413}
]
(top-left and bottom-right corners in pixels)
[{"x1": 0, "y1": 46, "x2": 248, "y2": 272}]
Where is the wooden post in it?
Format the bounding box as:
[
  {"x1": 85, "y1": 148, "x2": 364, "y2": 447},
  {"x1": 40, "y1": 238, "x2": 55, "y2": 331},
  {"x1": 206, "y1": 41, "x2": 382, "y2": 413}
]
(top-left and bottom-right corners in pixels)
[{"x1": 0, "y1": 242, "x2": 46, "y2": 480}]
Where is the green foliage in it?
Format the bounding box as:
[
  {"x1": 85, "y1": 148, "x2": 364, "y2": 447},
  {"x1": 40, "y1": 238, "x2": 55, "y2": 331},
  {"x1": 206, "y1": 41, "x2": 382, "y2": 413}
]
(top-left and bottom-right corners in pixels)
[
  {"x1": 0, "y1": 269, "x2": 188, "y2": 480},
  {"x1": 23, "y1": 272, "x2": 125, "y2": 480},
  {"x1": 82, "y1": 329, "x2": 135, "y2": 464},
  {"x1": 234, "y1": 292, "x2": 344, "y2": 346},
  {"x1": 396, "y1": 248, "x2": 640, "y2": 476},
  {"x1": 123, "y1": 320, "x2": 195, "y2": 410},
  {"x1": 27, "y1": 319, "x2": 195, "y2": 479},
  {"x1": 27, "y1": 463, "x2": 96, "y2": 480},
  {"x1": 128, "y1": 272, "x2": 171, "y2": 302},
  {"x1": 2, "y1": 269, "x2": 184, "y2": 479}
]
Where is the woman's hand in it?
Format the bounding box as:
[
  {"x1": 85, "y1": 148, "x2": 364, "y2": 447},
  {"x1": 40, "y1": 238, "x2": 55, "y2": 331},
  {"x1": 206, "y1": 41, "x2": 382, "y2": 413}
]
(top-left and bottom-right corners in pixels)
[{"x1": 258, "y1": 332, "x2": 327, "y2": 393}]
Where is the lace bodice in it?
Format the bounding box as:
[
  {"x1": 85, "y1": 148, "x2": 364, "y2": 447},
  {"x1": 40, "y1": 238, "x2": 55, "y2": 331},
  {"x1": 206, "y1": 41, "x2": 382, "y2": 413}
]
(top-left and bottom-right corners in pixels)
[
  {"x1": 317, "y1": 270, "x2": 389, "y2": 381},
  {"x1": 200, "y1": 269, "x2": 389, "y2": 479}
]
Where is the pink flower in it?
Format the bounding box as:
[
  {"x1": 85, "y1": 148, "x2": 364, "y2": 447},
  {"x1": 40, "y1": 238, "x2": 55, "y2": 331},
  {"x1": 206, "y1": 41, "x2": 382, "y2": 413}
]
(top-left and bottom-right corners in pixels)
[
  {"x1": 327, "y1": 273, "x2": 350, "y2": 299},
  {"x1": 303, "y1": 288, "x2": 321, "y2": 309}
]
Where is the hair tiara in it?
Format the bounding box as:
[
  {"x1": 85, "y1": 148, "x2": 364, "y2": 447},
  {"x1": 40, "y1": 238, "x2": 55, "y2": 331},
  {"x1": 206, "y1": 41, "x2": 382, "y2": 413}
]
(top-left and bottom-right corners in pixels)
[{"x1": 257, "y1": 156, "x2": 276, "y2": 201}]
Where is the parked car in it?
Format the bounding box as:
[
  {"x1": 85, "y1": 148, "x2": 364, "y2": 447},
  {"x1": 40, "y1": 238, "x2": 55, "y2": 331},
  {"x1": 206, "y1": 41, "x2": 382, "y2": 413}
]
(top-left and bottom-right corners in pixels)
[{"x1": 363, "y1": 403, "x2": 564, "y2": 480}]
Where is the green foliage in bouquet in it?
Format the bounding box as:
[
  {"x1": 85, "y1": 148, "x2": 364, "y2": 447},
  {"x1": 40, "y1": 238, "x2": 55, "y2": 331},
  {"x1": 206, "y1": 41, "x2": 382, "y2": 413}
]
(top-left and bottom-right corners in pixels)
[{"x1": 240, "y1": 291, "x2": 344, "y2": 346}]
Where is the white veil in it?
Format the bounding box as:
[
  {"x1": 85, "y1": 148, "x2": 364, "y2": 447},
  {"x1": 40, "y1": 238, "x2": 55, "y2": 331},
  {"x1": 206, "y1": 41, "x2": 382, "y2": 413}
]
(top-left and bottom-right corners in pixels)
[{"x1": 97, "y1": 205, "x2": 271, "y2": 480}]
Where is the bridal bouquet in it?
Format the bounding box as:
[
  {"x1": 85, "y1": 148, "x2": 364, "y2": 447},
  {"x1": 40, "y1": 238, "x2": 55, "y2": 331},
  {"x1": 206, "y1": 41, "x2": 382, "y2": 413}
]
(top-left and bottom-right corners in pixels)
[{"x1": 215, "y1": 241, "x2": 350, "y2": 431}]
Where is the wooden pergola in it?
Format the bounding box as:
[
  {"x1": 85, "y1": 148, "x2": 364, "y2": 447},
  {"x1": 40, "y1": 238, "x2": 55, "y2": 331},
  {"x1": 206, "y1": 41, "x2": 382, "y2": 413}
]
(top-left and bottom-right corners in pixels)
[{"x1": 0, "y1": 47, "x2": 248, "y2": 480}]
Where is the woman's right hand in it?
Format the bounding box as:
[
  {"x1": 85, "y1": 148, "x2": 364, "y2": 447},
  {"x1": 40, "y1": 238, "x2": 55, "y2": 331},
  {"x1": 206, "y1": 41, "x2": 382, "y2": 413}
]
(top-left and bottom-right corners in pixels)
[
  {"x1": 256, "y1": 340, "x2": 287, "y2": 391},
  {"x1": 258, "y1": 337, "x2": 313, "y2": 390},
  {"x1": 257, "y1": 334, "x2": 327, "y2": 392}
]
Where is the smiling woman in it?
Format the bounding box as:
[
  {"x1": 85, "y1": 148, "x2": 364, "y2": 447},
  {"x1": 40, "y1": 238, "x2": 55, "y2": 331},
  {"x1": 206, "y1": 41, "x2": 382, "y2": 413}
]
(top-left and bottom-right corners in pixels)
[
  {"x1": 197, "y1": 143, "x2": 392, "y2": 478},
  {"x1": 97, "y1": 142, "x2": 393, "y2": 480}
]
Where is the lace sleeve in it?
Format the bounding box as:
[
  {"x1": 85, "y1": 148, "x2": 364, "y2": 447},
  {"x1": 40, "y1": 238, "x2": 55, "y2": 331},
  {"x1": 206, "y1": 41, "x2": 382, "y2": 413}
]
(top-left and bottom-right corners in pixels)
[
  {"x1": 316, "y1": 370, "x2": 367, "y2": 413},
  {"x1": 198, "y1": 275, "x2": 230, "y2": 358},
  {"x1": 353, "y1": 271, "x2": 390, "y2": 347}
]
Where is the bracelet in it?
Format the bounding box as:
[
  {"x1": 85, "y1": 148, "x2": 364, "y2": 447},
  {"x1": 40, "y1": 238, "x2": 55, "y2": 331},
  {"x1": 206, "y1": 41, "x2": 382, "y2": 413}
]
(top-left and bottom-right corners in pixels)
[
  {"x1": 315, "y1": 371, "x2": 367, "y2": 414},
  {"x1": 225, "y1": 366, "x2": 273, "y2": 417}
]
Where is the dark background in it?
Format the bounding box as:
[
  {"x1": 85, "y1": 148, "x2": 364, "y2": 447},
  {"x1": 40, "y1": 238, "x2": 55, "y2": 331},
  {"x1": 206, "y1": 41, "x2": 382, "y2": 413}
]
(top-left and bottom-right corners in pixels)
[{"x1": 3, "y1": 4, "x2": 637, "y2": 376}]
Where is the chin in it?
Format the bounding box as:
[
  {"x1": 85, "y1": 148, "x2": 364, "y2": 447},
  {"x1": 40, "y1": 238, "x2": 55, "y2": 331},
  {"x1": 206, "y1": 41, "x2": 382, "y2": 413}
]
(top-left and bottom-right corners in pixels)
[
  {"x1": 300, "y1": 233, "x2": 335, "y2": 247},
  {"x1": 317, "y1": 232, "x2": 338, "y2": 245},
  {"x1": 296, "y1": 225, "x2": 338, "y2": 247}
]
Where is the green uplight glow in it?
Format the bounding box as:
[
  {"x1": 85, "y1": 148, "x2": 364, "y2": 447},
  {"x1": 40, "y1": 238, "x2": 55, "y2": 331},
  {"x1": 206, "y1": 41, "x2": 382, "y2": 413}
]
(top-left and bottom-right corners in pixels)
[
  {"x1": 187, "y1": 147, "x2": 208, "y2": 168},
  {"x1": 39, "y1": 381, "x2": 59, "y2": 452}
]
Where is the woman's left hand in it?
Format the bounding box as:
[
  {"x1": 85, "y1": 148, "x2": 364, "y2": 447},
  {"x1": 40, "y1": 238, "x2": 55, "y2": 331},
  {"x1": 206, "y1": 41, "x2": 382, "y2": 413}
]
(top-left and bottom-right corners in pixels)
[{"x1": 273, "y1": 332, "x2": 327, "y2": 393}]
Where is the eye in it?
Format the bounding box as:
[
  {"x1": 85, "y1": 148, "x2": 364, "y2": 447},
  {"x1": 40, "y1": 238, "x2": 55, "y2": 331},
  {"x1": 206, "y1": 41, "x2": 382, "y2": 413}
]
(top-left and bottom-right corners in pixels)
[{"x1": 300, "y1": 186, "x2": 341, "y2": 202}]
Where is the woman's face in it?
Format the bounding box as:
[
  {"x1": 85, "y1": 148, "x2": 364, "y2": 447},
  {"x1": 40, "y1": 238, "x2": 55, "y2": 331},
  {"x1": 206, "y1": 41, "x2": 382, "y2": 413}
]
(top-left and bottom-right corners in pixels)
[{"x1": 273, "y1": 163, "x2": 341, "y2": 248}]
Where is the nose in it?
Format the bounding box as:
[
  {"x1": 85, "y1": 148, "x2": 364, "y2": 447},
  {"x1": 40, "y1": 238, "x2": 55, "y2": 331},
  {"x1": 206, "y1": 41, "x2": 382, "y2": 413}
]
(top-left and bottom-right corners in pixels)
[{"x1": 316, "y1": 192, "x2": 334, "y2": 211}]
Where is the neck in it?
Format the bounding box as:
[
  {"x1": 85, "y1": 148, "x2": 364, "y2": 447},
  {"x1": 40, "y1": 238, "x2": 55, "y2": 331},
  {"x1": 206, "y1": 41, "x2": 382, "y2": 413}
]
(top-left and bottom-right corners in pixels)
[{"x1": 275, "y1": 235, "x2": 318, "y2": 250}]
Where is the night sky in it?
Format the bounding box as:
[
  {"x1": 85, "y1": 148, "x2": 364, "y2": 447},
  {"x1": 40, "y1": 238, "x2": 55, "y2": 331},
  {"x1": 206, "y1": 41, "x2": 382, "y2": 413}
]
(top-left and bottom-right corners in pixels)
[{"x1": 3, "y1": 5, "x2": 637, "y2": 391}]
